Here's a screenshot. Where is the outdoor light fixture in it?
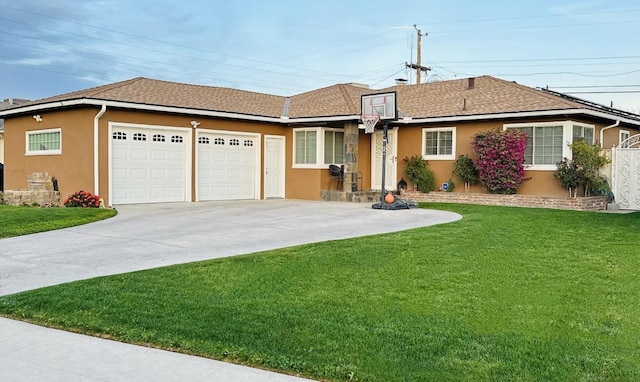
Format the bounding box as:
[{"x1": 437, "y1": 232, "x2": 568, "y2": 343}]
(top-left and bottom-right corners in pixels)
[
  {"x1": 33, "y1": 114, "x2": 42, "y2": 122},
  {"x1": 190, "y1": 120, "x2": 200, "y2": 128}
]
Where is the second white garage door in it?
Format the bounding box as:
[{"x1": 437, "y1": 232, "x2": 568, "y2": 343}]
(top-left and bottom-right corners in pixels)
[{"x1": 197, "y1": 131, "x2": 259, "y2": 201}]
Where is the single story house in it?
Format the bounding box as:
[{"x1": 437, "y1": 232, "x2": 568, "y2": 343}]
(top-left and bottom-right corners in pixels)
[{"x1": 1, "y1": 75, "x2": 639, "y2": 206}]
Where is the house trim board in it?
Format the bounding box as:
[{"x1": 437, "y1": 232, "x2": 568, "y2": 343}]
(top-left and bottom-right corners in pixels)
[{"x1": 2, "y1": 99, "x2": 640, "y2": 128}]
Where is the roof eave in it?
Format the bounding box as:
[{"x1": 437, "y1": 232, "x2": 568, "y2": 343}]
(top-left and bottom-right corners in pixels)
[
  {"x1": 398, "y1": 108, "x2": 640, "y2": 127},
  {"x1": 0, "y1": 98, "x2": 361, "y2": 124},
  {"x1": 3, "y1": 99, "x2": 639, "y2": 127}
]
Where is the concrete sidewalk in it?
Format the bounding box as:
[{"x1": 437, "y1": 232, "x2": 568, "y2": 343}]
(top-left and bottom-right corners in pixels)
[
  {"x1": 0, "y1": 200, "x2": 461, "y2": 381},
  {"x1": 0, "y1": 318, "x2": 315, "y2": 382}
]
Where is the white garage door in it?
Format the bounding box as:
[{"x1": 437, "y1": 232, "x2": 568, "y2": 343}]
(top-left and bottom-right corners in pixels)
[
  {"x1": 198, "y1": 131, "x2": 258, "y2": 201},
  {"x1": 111, "y1": 126, "x2": 189, "y2": 204}
]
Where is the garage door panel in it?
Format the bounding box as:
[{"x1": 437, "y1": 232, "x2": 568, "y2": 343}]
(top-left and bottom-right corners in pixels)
[
  {"x1": 131, "y1": 168, "x2": 149, "y2": 180},
  {"x1": 168, "y1": 169, "x2": 184, "y2": 180},
  {"x1": 112, "y1": 168, "x2": 128, "y2": 180},
  {"x1": 113, "y1": 147, "x2": 128, "y2": 160},
  {"x1": 197, "y1": 131, "x2": 258, "y2": 201},
  {"x1": 150, "y1": 168, "x2": 167, "y2": 180},
  {"x1": 131, "y1": 149, "x2": 149, "y2": 160},
  {"x1": 168, "y1": 150, "x2": 183, "y2": 161},
  {"x1": 151, "y1": 150, "x2": 167, "y2": 160},
  {"x1": 111, "y1": 126, "x2": 188, "y2": 204},
  {"x1": 212, "y1": 152, "x2": 226, "y2": 161}
]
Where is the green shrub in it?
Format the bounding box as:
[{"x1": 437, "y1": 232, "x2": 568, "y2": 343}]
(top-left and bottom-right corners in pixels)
[
  {"x1": 403, "y1": 155, "x2": 436, "y2": 192},
  {"x1": 554, "y1": 140, "x2": 610, "y2": 197},
  {"x1": 452, "y1": 155, "x2": 478, "y2": 191}
]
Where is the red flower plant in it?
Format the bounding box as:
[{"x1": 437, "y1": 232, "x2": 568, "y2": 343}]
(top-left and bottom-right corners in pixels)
[{"x1": 64, "y1": 190, "x2": 102, "y2": 208}]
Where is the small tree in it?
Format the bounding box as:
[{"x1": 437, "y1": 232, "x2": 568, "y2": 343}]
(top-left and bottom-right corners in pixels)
[
  {"x1": 403, "y1": 154, "x2": 436, "y2": 192},
  {"x1": 554, "y1": 159, "x2": 581, "y2": 197},
  {"x1": 554, "y1": 139, "x2": 610, "y2": 197},
  {"x1": 452, "y1": 155, "x2": 478, "y2": 192},
  {"x1": 472, "y1": 129, "x2": 528, "y2": 194}
]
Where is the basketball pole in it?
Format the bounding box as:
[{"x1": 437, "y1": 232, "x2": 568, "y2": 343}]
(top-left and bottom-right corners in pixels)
[{"x1": 380, "y1": 120, "x2": 388, "y2": 203}]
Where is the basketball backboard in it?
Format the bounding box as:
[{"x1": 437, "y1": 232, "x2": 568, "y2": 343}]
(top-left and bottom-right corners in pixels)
[{"x1": 361, "y1": 91, "x2": 397, "y2": 121}]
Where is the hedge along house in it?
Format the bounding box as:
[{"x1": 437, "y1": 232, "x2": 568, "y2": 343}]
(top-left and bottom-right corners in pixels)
[{"x1": 1, "y1": 76, "x2": 639, "y2": 206}]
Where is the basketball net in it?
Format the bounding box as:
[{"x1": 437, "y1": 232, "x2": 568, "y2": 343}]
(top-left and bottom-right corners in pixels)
[{"x1": 360, "y1": 114, "x2": 380, "y2": 134}]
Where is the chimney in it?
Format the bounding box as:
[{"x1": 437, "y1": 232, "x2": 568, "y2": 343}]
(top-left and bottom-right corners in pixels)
[
  {"x1": 395, "y1": 78, "x2": 408, "y2": 86},
  {"x1": 467, "y1": 77, "x2": 475, "y2": 90}
]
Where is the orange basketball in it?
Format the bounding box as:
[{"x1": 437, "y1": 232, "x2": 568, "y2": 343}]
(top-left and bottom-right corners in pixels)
[{"x1": 384, "y1": 192, "x2": 395, "y2": 204}]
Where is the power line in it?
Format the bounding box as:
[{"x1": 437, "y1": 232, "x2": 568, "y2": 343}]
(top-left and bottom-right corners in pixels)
[
  {"x1": 564, "y1": 91, "x2": 640, "y2": 94},
  {"x1": 429, "y1": 19, "x2": 640, "y2": 35},
  {"x1": 418, "y1": 7, "x2": 640, "y2": 27},
  {"x1": 435, "y1": 55, "x2": 640, "y2": 64},
  {"x1": 551, "y1": 84, "x2": 640, "y2": 89}
]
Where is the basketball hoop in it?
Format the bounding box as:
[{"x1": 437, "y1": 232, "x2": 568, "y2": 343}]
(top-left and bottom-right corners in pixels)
[{"x1": 360, "y1": 114, "x2": 380, "y2": 134}]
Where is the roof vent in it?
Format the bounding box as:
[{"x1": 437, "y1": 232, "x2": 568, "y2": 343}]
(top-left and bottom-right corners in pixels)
[
  {"x1": 467, "y1": 77, "x2": 475, "y2": 90},
  {"x1": 395, "y1": 78, "x2": 408, "y2": 85}
]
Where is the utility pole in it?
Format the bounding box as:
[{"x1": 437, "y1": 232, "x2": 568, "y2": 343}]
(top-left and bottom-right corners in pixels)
[{"x1": 406, "y1": 24, "x2": 431, "y2": 84}]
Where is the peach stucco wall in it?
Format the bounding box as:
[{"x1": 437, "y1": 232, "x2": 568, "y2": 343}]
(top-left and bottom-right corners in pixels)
[
  {"x1": 4, "y1": 108, "x2": 96, "y2": 201},
  {"x1": 393, "y1": 118, "x2": 638, "y2": 197},
  {"x1": 0, "y1": 132, "x2": 4, "y2": 164},
  {"x1": 4, "y1": 105, "x2": 638, "y2": 204}
]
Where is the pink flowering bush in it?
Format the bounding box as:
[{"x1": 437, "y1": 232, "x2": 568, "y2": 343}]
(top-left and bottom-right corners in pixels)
[
  {"x1": 472, "y1": 129, "x2": 528, "y2": 194},
  {"x1": 64, "y1": 190, "x2": 101, "y2": 208}
]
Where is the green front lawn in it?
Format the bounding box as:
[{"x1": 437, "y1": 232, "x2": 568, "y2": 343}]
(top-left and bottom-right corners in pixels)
[
  {"x1": 1, "y1": 204, "x2": 638, "y2": 381},
  {"x1": 0, "y1": 205, "x2": 117, "y2": 238}
]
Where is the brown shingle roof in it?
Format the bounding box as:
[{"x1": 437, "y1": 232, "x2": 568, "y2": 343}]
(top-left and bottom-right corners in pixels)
[
  {"x1": 287, "y1": 83, "x2": 371, "y2": 118},
  {"x1": 11, "y1": 77, "x2": 288, "y2": 118},
  {"x1": 380, "y1": 76, "x2": 586, "y2": 118},
  {"x1": 3, "y1": 75, "x2": 637, "y2": 122}
]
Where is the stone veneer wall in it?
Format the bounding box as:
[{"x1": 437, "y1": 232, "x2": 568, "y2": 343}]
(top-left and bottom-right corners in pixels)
[
  {"x1": 400, "y1": 190, "x2": 607, "y2": 212},
  {"x1": 3, "y1": 172, "x2": 61, "y2": 206},
  {"x1": 320, "y1": 190, "x2": 382, "y2": 203}
]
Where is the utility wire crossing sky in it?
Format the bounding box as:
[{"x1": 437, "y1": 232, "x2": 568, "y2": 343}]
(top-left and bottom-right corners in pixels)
[{"x1": 1, "y1": 0, "x2": 639, "y2": 111}]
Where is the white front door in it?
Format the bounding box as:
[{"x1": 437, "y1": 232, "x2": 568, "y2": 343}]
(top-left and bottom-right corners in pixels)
[
  {"x1": 264, "y1": 135, "x2": 285, "y2": 198},
  {"x1": 371, "y1": 128, "x2": 398, "y2": 191}
]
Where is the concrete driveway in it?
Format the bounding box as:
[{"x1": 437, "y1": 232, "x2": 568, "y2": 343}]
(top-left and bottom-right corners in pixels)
[{"x1": 0, "y1": 200, "x2": 461, "y2": 381}]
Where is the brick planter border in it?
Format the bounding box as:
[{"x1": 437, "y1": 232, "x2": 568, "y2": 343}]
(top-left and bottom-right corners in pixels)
[{"x1": 401, "y1": 191, "x2": 606, "y2": 212}]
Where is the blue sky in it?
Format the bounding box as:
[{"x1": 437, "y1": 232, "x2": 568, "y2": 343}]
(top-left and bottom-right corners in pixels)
[{"x1": 1, "y1": 0, "x2": 639, "y2": 110}]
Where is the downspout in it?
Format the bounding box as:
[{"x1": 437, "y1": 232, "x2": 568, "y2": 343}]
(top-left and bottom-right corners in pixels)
[
  {"x1": 600, "y1": 120, "x2": 620, "y2": 148},
  {"x1": 93, "y1": 105, "x2": 107, "y2": 195}
]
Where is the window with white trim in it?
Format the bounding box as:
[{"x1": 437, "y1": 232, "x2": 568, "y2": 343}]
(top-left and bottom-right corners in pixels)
[
  {"x1": 620, "y1": 130, "x2": 630, "y2": 148},
  {"x1": 295, "y1": 130, "x2": 317, "y2": 165},
  {"x1": 572, "y1": 124, "x2": 594, "y2": 145},
  {"x1": 324, "y1": 130, "x2": 344, "y2": 164},
  {"x1": 504, "y1": 121, "x2": 595, "y2": 170},
  {"x1": 26, "y1": 128, "x2": 61, "y2": 155},
  {"x1": 422, "y1": 127, "x2": 455, "y2": 160},
  {"x1": 293, "y1": 128, "x2": 344, "y2": 167}
]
